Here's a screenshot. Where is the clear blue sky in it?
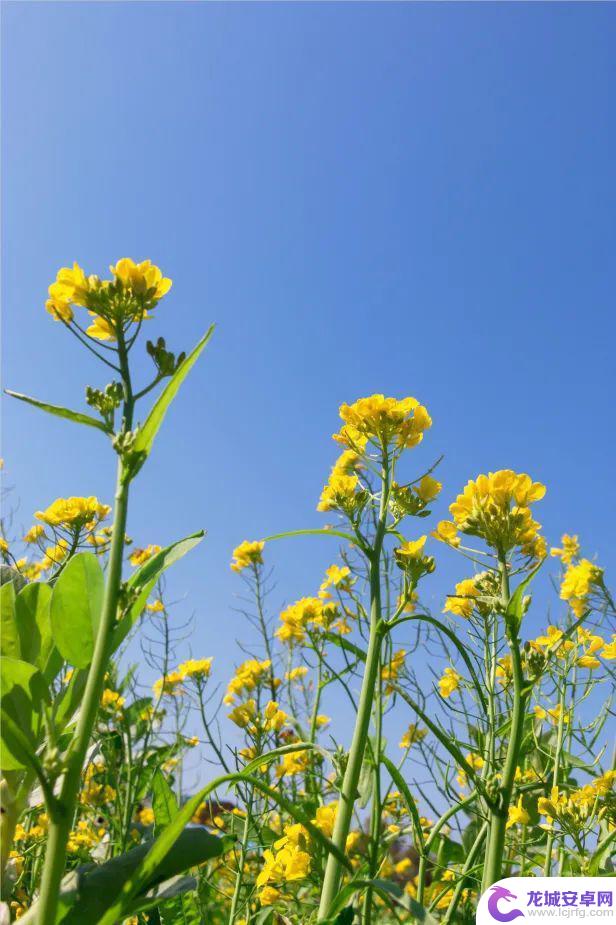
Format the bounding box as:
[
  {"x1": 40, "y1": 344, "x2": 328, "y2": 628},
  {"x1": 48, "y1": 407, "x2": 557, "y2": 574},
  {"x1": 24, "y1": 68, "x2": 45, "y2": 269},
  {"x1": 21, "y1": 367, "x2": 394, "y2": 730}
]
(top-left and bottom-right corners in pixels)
[{"x1": 2, "y1": 3, "x2": 615, "y2": 754}]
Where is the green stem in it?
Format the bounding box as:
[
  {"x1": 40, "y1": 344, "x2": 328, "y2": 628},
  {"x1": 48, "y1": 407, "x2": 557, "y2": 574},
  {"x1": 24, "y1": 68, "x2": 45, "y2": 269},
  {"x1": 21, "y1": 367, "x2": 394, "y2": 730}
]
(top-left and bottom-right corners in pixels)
[
  {"x1": 317, "y1": 452, "x2": 390, "y2": 922},
  {"x1": 36, "y1": 337, "x2": 133, "y2": 923},
  {"x1": 443, "y1": 822, "x2": 488, "y2": 923},
  {"x1": 482, "y1": 557, "x2": 527, "y2": 890},
  {"x1": 228, "y1": 789, "x2": 252, "y2": 925},
  {"x1": 362, "y1": 650, "x2": 383, "y2": 925},
  {"x1": 544, "y1": 680, "x2": 567, "y2": 876}
]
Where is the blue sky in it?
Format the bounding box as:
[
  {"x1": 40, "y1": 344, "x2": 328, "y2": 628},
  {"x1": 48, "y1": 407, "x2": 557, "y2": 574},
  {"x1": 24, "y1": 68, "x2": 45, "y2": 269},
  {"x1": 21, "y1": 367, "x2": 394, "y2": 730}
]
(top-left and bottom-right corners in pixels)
[{"x1": 2, "y1": 3, "x2": 615, "y2": 758}]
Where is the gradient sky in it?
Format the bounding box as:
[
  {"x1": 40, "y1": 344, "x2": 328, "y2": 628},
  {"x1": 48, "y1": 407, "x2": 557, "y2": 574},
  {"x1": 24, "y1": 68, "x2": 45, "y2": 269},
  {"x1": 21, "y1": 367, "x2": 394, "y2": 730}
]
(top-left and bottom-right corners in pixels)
[{"x1": 2, "y1": 3, "x2": 615, "y2": 762}]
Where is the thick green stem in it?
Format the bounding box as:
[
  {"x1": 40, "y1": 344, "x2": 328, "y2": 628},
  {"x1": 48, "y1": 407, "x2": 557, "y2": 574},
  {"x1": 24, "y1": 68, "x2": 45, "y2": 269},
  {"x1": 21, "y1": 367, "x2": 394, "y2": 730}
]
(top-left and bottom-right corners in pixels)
[
  {"x1": 36, "y1": 335, "x2": 133, "y2": 923},
  {"x1": 229, "y1": 790, "x2": 252, "y2": 925},
  {"x1": 362, "y1": 651, "x2": 383, "y2": 925},
  {"x1": 482, "y1": 558, "x2": 527, "y2": 890},
  {"x1": 318, "y1": 453, "x2": 389, "y2": 921},
  {"x1": 544, "y1": 681, "x2": 567, "y2": 876},
  {"x1": 36, "y1": 460, "x2": 130, "y2": 922},
  {"x1": 443, "y1": 822, "x2": 488, "y2": 923}
]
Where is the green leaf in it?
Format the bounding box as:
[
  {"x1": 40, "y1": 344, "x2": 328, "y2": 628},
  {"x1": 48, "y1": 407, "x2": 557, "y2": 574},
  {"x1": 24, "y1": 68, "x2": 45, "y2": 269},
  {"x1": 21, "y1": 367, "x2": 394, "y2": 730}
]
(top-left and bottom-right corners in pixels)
[
  {"x1": 113, "y1": 531, "x2": 205, "y2": 650},
  {"x1": 0, "y1": 580, "x2": 19, "y2": 658},
  {"x1": 4, "y1": 390, "x2": 111, "y2": 433},
  {"x1": 505, "y1": 559, "x2": 543, "y2": 635},
  {"x1": 152, "y1": 769, "x2": 179, "y2": 832},
  {"x1": 262, "y1": 527, "x2": 360, "y2": 547},
  {"x1": 322, "y1": 632, "x2": 368, "y2": 663},
  {"x1": 96, "y1": 769, "x2": 350, "y2": 925},
  {"x1": 14, "y1": 582, "x2": 53, "y2": 669},
  {"x1": 0, "y1": 656, "x2": 48, "y2": 770},
  {"x1": 380, "y1": 753, "x2": 425, "y2": 851},
  {"x1": 0, "y1": 565, "x2": 27, "y2": 593},
  {"x1": 53, "y1": 668, "x2": 88, "y2": 733},
  {"x1": 17, "y1": 828, "x2": 223, "y2": 925},
  {"x1": 327, "y1": 878, "x2": 437, "y2": 923},
  {"x1": 50, "y1": 553, "x2": 104, "y2": 668},
  {"x1": 130, "y1": 325, "x2": 215, "y2": 474},
  {"x1": 144, "y1": 777, "x2": 203, "y2": 925}
]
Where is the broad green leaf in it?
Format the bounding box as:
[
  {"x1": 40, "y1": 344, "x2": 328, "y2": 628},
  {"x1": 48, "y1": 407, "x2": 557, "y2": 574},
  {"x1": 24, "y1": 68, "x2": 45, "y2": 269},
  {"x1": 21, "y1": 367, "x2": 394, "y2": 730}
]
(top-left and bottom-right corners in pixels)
[
  {"x1": 97, "y1": 769, "x2": 350, "y2": 925},
  {"x1": 0, "y1": 580, "x2": 19, "y2": 658},
  {"x1": 113, "y1": 531, "x2": 205, "y2": 650},
  {"x1": 0, "y1": 656, "x2": 48, "y2": 770},
  {"x1": 17, "y1": 828, "x2": 223, "y2": 925},
  {"x1": 50, "y1": 553, "x2": 104, "y2": 668},
  {"x1": 4, "y1": 390, "x2": 111, "y2": 433},
  {"x1": 130, "y1": 326, "x2": 215, "y2": 474},
  {"x1": 14, "y1": 582, "x2": 53, "y2": 669},
  {"x1": 132, "y1": 874, "x2": 201, "y2": 923},
  {"x1": 152, "y1": 769, "x2": 179, "y2": 832},
  {"x1": 505, "y1": 559, "x2": 543, "y2": 635},
  {"x1": 53, "y1": 668, "x2": 88, "y2": 732},
  {"x1": 0, "y1": 565, "x2": 27, "y2": 593}
]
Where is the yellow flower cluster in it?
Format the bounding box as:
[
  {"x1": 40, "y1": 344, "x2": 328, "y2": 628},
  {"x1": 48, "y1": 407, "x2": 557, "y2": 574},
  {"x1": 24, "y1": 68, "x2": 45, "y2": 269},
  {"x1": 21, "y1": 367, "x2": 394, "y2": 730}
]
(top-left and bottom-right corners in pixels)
[
  {"x1": 529, "y1": 625, "x2": 612, "y2": 669},
  {"x1": 381, "y1": 649, "x2": 407, "y2": 694},
  {"x1": 394, "y1": 535, "x2": 435, "y2": 578},
  {"x1": 399, "y1": 723, "x2": 427, "y2": 749},
  {"x1": 551, "y1": 533, "x2": 580, "y2": 565},
  {"x1": 230, "y1": 540, "x2": 265, "y2": 572},
  {"x1": 256, "y1": 821, "x2": 311, "y2": 905},
  {"x1": 228, "y1": 698, "x2": 288, "y2": 735},
  {"x1": 457, "y1": 752, "x2": 485, "y2": 789},
  {"x1": 153, "y1": 670, "x2": 184, "y2": 698},
  {"x1": 224, "y1": 658, "x2": 273, "y2": 704},
  {"x1": 333, "y1": 394, "x2": 432, "y2": 450},
  {"x1": 534, "y1": 703, "x2": 570, "y2": 726},
  {"x1": 443, "y1": 577, "x2": 480, "y2": 619},
  {"x1": 46, "y1": 258, "x2": 172, "y2": 341},
  {"x1": 100, "y1": 689, "x2": 125, "y2": 713},
  {"x1": 153, "y1": 657, "x2": 214, "y2": 699},
  {"x1": 312, "y1": 800, "x2": 338, "y2": 838},
  {"x1": 178, "y1": 658, "x2": 213, "y2": 681},
  {"x1": 438, "y1": 666, "x2": 462, "y2": 698},
  {"x1": 35, "y1": 496, "x2": 110, "y2": 530},
  {"x1": 538, "y1": 771, "x2": 615, "y2": 829},
  {"x1": 66, "y1": 819, "x2": 106, "y2": 855},
  {"x1": 80, "y1": 761, "x2": 116, "y2": 807},
  {"x1": 276, "y1": 597, "x2": 342, "y2": 644},
  {"x1": 506, "y1": 795, "x2": 530, "y2": 829},
  {"x1": 275, "y1": 748, "x2": 310, "y2": 778},
  {"x1": 228, "y1": 699, "x2": 257, "y2": 729},
  {"x1": 434, "y1": 470, "x2": 547, "y2": 558},
  {"x1": 129, "y1": 544, "x2": 161, "y2": 567},
  {"x1": 317, "y1": 450, "x2": 362, "y2": 514},
  {"x1": 560, "y1": 558, "x2": 603, "y2": 617},
  {"x1": 319, "y1": 563, "x2": 353, "y2": 598}
]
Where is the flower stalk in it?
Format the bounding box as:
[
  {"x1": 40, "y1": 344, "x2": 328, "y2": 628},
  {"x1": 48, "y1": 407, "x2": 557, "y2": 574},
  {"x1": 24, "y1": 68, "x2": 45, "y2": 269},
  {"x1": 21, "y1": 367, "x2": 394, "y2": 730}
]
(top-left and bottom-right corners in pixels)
[
  {"x1": 36, "y1": 334, "x2": 134, "y2": 923},
  {"x1": 317, "y1": 452, "x2": 389, "y2": 921}
]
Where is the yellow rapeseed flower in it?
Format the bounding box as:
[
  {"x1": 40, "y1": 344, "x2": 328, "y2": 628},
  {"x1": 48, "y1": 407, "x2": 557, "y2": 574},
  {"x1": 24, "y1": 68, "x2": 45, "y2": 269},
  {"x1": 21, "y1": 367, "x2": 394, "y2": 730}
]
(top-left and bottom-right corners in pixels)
[
  {"x1": 445, "y1": 470, "x2": 546, "y2": 557},
  {"x1": 439, "y1": 666, "x2": 462, "y2": 698},
  {"x1": 414, "y1": 475, "x2": 442, "y2": 503},
  {"x1": 551, "y1": 533, "x2": 580, "y2": 565},
  {"x1": 178, "y1": 657, "x2": 213, "y2": 680},
  {"x1": 129, "y1": 544, "x2": 161, "y2": 567},
  {"x1": 35, "y1": 496, "x2": 110, "y2": 530},
  {"x1": 443, "y1": 577, "x2": 480, "y2": 619},
  {"x1": 230, "y1": 539, "x2": 265, "y2": 572}
]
